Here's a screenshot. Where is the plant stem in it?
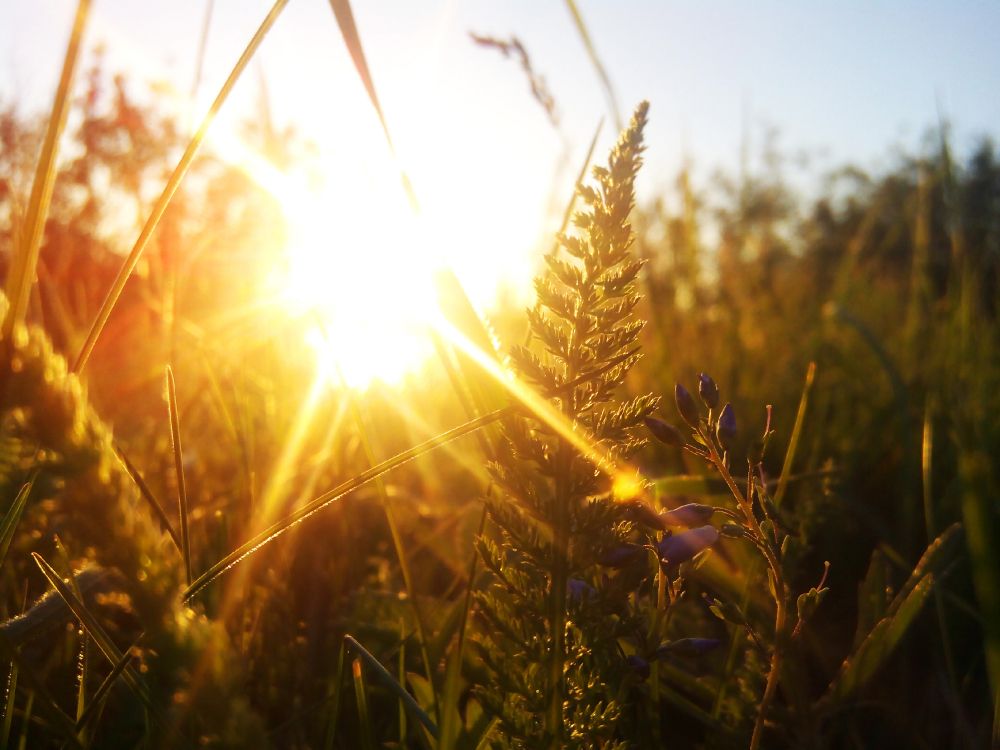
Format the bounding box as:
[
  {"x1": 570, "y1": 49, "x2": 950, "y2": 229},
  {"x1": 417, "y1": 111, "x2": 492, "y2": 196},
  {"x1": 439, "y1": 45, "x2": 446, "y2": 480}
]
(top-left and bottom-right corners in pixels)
[{"x1": 703, "y1": 436, "x2": 787, "y2": 750}]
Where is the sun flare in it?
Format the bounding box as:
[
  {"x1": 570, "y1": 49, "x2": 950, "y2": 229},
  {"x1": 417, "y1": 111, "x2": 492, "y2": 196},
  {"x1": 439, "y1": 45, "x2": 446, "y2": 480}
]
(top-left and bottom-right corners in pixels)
[{"x1": 280, "y1": 174, "x2": 439, "y2": 390}]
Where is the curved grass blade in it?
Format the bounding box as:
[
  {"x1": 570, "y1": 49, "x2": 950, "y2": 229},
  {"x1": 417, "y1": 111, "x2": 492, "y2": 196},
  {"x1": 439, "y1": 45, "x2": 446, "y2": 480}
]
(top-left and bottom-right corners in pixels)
[
  {"x1": 72, "y1": 0, "x2": 291, "y2": 373},
  {"x1": 345, "y1": 635, "x2": 438, "y2": 740},
  {"x1": 113, "y1": 445, "x2": 182, "y2": 553},
  {"x1": 3, "y1": 0, "x2": 90, "y2": 337},
  {"x1": 165, "y1": 367, "x2": 192, "y2": 586}
]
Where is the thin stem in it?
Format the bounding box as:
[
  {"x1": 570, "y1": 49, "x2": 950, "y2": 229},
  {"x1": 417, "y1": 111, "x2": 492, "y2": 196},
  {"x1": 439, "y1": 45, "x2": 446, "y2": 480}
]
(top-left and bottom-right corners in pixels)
[{"x1": 701, "y1": 431, "x2": 787, "y2": 750}]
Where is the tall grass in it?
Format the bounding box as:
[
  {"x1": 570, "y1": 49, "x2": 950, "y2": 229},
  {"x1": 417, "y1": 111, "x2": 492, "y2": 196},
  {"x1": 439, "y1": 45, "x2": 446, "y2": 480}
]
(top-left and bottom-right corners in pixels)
[{"x1": 0, "y1": 2, "x2": 998, "y2": 748}]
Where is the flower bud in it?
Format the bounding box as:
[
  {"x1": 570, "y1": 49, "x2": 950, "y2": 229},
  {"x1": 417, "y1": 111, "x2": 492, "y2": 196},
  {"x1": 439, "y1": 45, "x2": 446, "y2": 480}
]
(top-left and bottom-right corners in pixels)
[
  {"x1": 621, "y1": 500, "x2": 667, "y2": 530},
  {"x1": 656, "y1": 525, "x2": 719, "y2": 565},
  {"x1": 697, "y1": 373, "x2": 720, "y2": 409},
  {"x1": 644, "y1": 417, "x2": 684, "y2": 447},
  {"x1": 567, "y1": 578, "x2": 596, "y2": 603},
  {"x1": 656, "y1": 638, "x2": 722, "y2": 658},
  {"x1": 716, "y1": 402, "x2": 737, "y2": 451},
  {"x1": 674, "y1": 383, "x2": 700, "y2": 429},
  {"x1": 659, "y1": 503, "x2": 715, "y2": 528},
  {"x1": 625, "y1": 655, "x2": 650, "y2": 680},
  {"x1": 719, "y1": 522, "x2": 749, "y2": 539}
]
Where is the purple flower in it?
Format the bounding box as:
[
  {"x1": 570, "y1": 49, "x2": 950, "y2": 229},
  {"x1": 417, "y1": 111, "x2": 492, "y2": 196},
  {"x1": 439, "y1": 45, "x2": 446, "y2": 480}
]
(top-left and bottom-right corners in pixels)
[
  {"x1": 567, "y1": 578, "x2": 596, "y2": 602},
  {"x1": 697, "y1": 373, "x2": 720, "y2": 409},
  {"x1": 644, "y1": 417, "x2": 684, "y2": 447},
  {"x1": 716, "y1": 403, "x2": 737, "y2": 451},
  {"x1": 625, "y1": 655, "x2": 650, "y2": 680},
  {"x1": 620, "y1": 500, "x2": 666, "y2": 530},
  {"x1": 656, "y1": 525, "x2": 719, "y2": 565},
  {"x1": 659, "y1": 503, "x2": 715, "y2": 528},
  {"x1": 674, "y1": 383, "x2": 700, "y2": 429},
  {"x1": 656, "y1": 638, "x2": 722, "y2": 658}
]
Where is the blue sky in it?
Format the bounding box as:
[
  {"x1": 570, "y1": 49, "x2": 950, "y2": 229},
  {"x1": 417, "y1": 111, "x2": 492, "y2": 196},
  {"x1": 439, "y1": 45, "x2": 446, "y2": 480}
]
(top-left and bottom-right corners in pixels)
[{"x1": 3, "y1": 1, "x2": 999, "y2": 274}]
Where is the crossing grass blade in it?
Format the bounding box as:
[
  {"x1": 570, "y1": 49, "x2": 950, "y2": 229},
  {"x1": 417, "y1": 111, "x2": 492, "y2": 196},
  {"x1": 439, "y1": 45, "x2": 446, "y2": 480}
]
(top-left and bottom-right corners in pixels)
[
  {"x1": 72, "y1": 0, "x2": 291, "y2": 373},
  {"x1": 2, "y1": 0, "x2": 90, "y2": 338}
]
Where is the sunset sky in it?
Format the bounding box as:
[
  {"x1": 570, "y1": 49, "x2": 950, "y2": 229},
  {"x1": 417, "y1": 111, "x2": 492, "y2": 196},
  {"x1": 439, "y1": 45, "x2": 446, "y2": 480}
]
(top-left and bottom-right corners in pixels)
[{"x1": 3, "y1": 1, "x2": 999, "y2": 379}]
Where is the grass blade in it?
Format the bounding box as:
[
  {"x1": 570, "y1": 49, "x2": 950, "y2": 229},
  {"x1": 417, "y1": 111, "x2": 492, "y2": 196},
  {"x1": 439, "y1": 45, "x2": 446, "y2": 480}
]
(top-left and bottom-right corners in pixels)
[
  {"x1": 165, "y1": 367, "x2": 192, "y2": 587},
  {"x1": 113, "y1": 444, "x2": 182, "y2": 554},
  {"x1": 345, "y1": 635, "x2": 438, "y2": 740},
  {"x1": 563, "y1": 0, "x2": 621, "y2": 130},
  {"x1": 773, "y1": 361, "x2": 816, "y2": 509},
  {"x1": 30, "y1": 554, "x2": 150, "y2": 712},
  {"x1": 825, "y1": 573, "x2": 937, "y2": 705},
  {"x1": 326, "y1": 0, "x2": 417, "y2": 210},
  {"x1": 322, "y1": 640, "x2": 346, "y2": 750},
  {"x1": 1, "y1": 659, "x2": 16, "y2": 750},
  {"x1": 74, "y1": 647, "x2": 136, "y2": 734},
  {"x1": 2, "y1": 0, "x2": 90, "y2": 337},
  {"x1": 0, "y1": 477, "x2": 36, "y2": 569},
  {"x1": 0, "y1": 635, "x2": 82, "y2": 748},
  {"x1": 72, "y1": 0, "x2": 291, "y2": 373},
  {"x1": 184, "y1": 352, "x2": 641, "y2": 600},
  {"x1": 351, "y1": 657, "x2": 376, "y2": 750}
]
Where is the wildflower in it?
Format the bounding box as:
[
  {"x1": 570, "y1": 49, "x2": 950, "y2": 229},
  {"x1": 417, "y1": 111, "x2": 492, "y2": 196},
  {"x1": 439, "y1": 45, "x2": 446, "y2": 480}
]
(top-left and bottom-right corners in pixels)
[
  {"x1": 659, "y1": 503, "x2": 715, "y2": 528},
  {"x1": 619, "y1": 499, "x2": 665, "y2": 529},
  {"x1": 567, "y1": 578, "x2": 596, "y2": 603},
  {"x1": 656, "y1": 638, "x2": 722, "y2": 658},
  {"x1": 716, "y1": 402, "x2": 737, "y2": 451},
  {"x1": 697, "y1": 372, "x2": 719, "y2": 409},
  {"x1": 644, "y1": 416, "x2": 684, "y2": 447},
  {"x1": 625, "y1": 655, "x2": 650, "y2": 680},
  {"x1": 657, "y1": 525, "x2": 719, "y2": 565},
  {"x1": 674, "y1": 383, "x2": 700, "y2": 428}
]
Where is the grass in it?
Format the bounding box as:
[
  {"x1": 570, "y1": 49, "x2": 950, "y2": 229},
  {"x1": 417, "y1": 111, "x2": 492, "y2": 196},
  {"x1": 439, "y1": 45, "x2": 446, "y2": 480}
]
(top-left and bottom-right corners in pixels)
[{"x1": 0, "y1": 3, "x2": 998, "y2": 748}]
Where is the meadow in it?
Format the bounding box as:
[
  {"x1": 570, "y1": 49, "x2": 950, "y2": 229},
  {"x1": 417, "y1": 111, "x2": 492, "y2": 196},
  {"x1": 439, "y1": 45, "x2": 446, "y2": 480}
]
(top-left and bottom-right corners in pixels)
[{"x1": 1, "y1": 2, "x2": 998, "y2": 748}]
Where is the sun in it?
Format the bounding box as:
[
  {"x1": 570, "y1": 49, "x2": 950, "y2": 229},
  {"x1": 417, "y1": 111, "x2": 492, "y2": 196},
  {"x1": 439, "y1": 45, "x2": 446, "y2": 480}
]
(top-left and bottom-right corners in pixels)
[{"x1": 279, "y1": 166, "x2": 440, "y2": 390}]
